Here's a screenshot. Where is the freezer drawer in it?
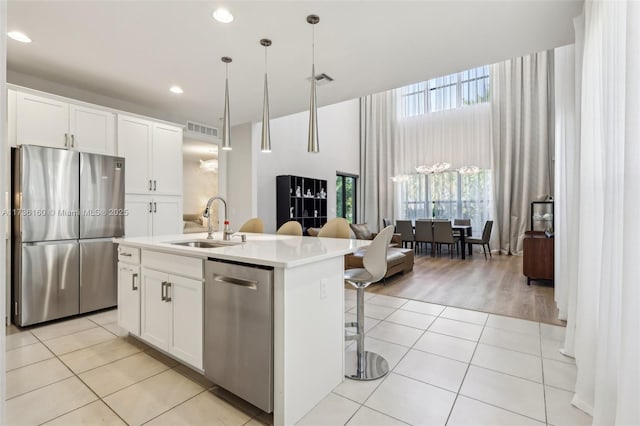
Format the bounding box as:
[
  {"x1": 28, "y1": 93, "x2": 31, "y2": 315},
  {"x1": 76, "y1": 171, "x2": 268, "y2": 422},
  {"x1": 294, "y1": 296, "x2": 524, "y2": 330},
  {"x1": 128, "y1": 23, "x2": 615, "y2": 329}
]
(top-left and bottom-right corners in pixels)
[
  {"x1": 80, "y1": 152, "x2": 125, "y2": 238},
  {"x1": 80, "y1": 239, "x2": 117, "y2": 313},
  {"x1": 15, "y1": 240, "x2": 80, "y2": 326},
  {"x1": 204, "y1": 260, "x2": 274, "y2": 413}
]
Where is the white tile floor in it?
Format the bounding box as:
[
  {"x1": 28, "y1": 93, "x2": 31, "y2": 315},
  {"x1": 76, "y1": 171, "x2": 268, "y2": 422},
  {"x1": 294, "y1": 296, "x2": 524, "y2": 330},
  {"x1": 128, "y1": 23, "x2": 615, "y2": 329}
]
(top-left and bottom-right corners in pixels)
[
  {"x1": 5, "y1": 292, "x2": 592, "y2": 426},
  {"x1": 297, "y1": 289, "x2": 592, "y2": 426}
]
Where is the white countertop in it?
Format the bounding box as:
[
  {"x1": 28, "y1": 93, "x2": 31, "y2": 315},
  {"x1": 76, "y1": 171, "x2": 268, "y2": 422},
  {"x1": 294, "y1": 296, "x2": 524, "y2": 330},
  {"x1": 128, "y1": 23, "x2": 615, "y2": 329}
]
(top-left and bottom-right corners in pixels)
[{"x1": 114, "y1": 232, "x2": 370, "y2": 268}]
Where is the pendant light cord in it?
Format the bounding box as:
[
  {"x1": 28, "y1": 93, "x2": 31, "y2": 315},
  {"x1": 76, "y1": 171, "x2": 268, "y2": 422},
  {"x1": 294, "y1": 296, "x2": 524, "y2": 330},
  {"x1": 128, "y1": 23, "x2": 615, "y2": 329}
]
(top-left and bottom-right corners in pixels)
[{"x1": 312, "y1": 24, "x2": 315, "y2": 66}]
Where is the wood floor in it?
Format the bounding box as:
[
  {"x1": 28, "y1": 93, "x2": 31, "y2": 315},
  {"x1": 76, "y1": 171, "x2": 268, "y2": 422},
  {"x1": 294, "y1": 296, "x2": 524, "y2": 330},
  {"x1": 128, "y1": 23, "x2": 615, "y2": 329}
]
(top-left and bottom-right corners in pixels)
[{"x1": 363, "y1": 247, "x2": 564, "y2": 326}]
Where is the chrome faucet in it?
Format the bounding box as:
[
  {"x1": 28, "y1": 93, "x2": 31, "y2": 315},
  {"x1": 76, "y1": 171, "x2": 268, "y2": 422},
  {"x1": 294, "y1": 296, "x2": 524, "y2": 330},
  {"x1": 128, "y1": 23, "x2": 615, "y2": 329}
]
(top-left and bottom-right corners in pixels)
[{"x1": 203, "y1": 196, "x2": 232, "y2": 240}]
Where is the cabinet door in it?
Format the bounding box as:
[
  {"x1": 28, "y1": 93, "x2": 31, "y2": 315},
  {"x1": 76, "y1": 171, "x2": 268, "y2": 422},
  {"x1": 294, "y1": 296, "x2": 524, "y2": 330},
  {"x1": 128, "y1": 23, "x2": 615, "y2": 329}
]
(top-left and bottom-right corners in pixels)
[
  {"x1": 117, "y1": 263, "x2": 140, "y2": 336},
  {"x1": 168, "y1": 275, "x2": 203, "y2": 369},
  {"x1": 152, "y1": 196, "x2": 182, "y2": 236},
  {"x1": 124, "y1": 195, "x2": 152, "y2": 237},
  {"x1": 151, "y1": 124, "x2": 183, "y2": 195},
  {"x1": 70, "y1": 104, "x2": 115, "y2": 155},
  {"x1": 117, "y1": 115, "x2": 152, "y2": 194},
  {"x1": 140, "y1": 268, "x2": 170, "y2": 350},
  {"x1": 16, "y1": 91, "x2": 69, "y2": 148}
]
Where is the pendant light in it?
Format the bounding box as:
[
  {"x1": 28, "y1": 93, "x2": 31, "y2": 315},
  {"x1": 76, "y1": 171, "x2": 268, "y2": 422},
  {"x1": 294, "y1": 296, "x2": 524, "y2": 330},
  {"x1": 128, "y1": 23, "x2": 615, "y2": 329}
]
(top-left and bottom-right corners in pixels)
[
  {"x1": 221, "y1": 56, "x2": 232, "y2": 151},
  {"x1": 307, "y1": 14, "x2": 320, "y2": 153},
  {"x1": 260, "y1": 39, "x2": 272, "y2": 153}
]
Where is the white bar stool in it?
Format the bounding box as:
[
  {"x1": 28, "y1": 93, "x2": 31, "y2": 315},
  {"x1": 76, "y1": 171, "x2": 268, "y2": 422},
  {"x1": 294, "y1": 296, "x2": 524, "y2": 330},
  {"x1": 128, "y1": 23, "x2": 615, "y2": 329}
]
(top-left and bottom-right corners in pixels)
[{"x1": 344, "y1": 226, "x2": 394, "y2": 380}]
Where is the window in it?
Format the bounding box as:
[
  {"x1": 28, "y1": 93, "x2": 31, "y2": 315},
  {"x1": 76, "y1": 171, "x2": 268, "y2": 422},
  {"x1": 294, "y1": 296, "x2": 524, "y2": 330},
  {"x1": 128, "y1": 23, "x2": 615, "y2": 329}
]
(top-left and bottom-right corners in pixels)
[
  {"x1": 400, "y1": 66, "x2": 490, "y2": 117},
  {"x1": 336, "y1": 174, "x2": 357, "y2": 224},
  {"x1": 396, "y1": 170, "x2": 492, "y2": 232}
]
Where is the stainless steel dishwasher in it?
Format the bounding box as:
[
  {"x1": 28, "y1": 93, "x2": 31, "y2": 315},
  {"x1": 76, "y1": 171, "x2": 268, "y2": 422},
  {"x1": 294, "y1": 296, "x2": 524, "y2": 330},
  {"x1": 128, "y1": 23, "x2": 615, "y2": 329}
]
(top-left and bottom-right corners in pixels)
[{"x1": 204, "y1": 259, "x2": 274, "y2": 413}]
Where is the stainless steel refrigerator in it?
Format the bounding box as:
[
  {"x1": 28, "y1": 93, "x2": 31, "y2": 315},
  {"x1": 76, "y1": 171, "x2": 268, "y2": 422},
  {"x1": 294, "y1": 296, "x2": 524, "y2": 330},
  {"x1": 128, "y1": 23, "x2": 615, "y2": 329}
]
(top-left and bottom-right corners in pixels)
[{"x1": 12, "y1": 145, "x2": 125, "y2": 326}]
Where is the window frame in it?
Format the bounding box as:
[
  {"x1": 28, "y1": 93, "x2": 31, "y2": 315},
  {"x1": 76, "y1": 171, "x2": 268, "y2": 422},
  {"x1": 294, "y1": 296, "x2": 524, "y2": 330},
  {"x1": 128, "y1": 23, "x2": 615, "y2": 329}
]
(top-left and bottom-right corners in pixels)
[{"x1": 336, "y1": 172, "x2": 358, "y2": 224}]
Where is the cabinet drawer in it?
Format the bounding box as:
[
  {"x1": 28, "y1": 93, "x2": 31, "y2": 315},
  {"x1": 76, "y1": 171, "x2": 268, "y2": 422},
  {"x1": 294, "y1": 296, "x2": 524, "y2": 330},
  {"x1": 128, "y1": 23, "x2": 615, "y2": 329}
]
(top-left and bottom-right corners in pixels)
[
  {"x1": 142, "y1": 250, "x2": 203, "y2": 280},
  {"x1": 118, "y1": 246, "x2": 140, "y2": 264}
]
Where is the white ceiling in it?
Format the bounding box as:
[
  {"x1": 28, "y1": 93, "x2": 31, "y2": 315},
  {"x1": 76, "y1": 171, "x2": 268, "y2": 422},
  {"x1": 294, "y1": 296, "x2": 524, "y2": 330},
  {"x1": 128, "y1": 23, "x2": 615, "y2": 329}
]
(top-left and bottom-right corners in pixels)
[{"x1": 7, "y1": 0, "x2": 582, "y2": 127}]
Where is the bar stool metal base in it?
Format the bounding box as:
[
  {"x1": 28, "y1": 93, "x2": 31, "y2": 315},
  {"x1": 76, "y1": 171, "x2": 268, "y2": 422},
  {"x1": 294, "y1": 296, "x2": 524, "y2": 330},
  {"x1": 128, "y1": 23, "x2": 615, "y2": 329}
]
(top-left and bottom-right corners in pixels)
[{"x1": 345, "y1": 350, "x2": 389, "y2": 380}]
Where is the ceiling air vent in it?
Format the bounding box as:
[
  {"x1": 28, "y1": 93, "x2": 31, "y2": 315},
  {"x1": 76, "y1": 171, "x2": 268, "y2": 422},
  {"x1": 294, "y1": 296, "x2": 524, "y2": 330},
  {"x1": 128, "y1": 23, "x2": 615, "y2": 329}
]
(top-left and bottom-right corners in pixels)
[
  {"x1": 186, "y1": 121, "x2": 219, "y2": 141},
  {"x1": 308, "y1": 73, "x2": 334, "y2": 86}
]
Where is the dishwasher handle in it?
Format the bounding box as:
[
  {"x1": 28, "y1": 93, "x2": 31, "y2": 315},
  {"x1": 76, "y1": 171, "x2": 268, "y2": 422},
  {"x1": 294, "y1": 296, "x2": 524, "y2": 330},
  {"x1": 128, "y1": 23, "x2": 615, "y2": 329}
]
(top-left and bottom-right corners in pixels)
[{"x1": 212, "y1": 274, "x2": 258, "y2": 290}]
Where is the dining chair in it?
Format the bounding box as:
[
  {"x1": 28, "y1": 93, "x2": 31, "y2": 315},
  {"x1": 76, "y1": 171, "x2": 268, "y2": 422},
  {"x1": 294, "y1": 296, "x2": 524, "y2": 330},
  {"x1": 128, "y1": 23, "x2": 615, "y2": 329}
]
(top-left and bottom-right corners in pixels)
[
  {"x1": 395, "y1": 220, "x2": 414, "y2": 249},
  {"x1": 317, "y1": 218, "x2": 351, "y2": 239},
  {"x1": 414, "y1": 219, "x2": 433, "y2": 255},
  {"x1": 238, "y1": 217, "x2": 264, "y2": 233},
  {"x1": 466, "y1": 220, "x2": 494, "y2": 259},
  {"x1": 344, "y1": 226, "x2": 394, "y2": 380},
  {"x1": 433, "y1": 221, "x2": 460, "y2": 258},
  {"x1": 382, "y1": 218, "x2": 393, "y2": 229},
  {"x1": 276, "y1": 220, "x2": 303, "y2": 236},
  {"x1": 453, "y1": 218, "x2": 471, "y2": 237}
]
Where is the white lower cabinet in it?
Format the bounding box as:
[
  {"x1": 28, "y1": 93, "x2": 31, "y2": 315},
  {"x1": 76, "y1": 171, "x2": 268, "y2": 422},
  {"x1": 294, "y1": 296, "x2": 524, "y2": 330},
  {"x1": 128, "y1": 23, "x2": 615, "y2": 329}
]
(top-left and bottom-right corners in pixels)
[
  {"x1": 117, "y1": 262, "x2": 140, "y2": 336},
  {"x1": 117, "y1": 248, "x2": 203, "y2": 370},
  {"x1": 139, "y1": 268, "x2": 203, "y2": 369}
]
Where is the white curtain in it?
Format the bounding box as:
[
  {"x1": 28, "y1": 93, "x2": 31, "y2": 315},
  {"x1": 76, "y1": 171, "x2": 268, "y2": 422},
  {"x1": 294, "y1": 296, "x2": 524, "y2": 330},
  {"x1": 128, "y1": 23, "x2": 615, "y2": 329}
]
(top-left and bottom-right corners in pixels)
[
  {"x1": 555, "y1": 1, "x2": 640, "y2": 424},
  {"x1": 360, "y1": 91, "x2": 396, "y2": 231},
  {"x1": 394, "y1": 103, "x2": 492, "y2": 173},
  {"x1": 490, "y1": 51, "x2": 554, "y2": 255}
]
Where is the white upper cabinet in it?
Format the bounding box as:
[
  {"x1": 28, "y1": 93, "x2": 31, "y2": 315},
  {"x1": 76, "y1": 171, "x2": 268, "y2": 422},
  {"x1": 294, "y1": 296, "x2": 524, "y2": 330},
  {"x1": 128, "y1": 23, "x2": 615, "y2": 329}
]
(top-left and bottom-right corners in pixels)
[
  {"x1": 69, "y1": 104, "x2": 115, "y2": 155},
  {"x1": 117, "y1": 114, "x2": 183, "y2": 196},
  {"x1": 117, "y1": 115, "x2": 153, "y2": 194},
  {"x1": 152, "y1": 124, "x2": 183, "y2": 196},
  {"x1": 12, "y1": 90, "x2": 116, "y2": 155},
  {"x1": 16, "y1": 91, "x2": 69, "y2": 149}
]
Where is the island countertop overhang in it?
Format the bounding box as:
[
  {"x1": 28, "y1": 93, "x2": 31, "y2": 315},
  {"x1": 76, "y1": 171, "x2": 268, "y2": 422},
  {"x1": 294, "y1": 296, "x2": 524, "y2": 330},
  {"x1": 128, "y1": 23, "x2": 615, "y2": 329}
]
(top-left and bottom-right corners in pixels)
[{"x1": 114, "y1": 232, "x2": 370, "y2": 269}]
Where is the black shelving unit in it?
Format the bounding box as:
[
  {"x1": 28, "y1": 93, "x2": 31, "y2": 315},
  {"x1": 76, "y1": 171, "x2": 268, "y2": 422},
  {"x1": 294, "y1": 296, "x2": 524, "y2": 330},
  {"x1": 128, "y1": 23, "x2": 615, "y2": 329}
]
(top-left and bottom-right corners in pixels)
[{"x1": 276, "y1": 175, "x2": 328, "y2": 233}]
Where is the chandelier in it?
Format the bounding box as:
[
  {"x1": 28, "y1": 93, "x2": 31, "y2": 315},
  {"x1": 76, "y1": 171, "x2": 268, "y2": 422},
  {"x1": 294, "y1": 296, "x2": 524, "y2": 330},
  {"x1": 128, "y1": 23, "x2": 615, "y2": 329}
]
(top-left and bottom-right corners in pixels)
[
  {"x1": 415, "y1": 162, "x2": 451, "y2": 174},
  {"x1": 389, "y1": 174, "x2": 410, "y2": 183},
  {"x1": 458, "y1": 165, "x2": 481, "y2": 175}
]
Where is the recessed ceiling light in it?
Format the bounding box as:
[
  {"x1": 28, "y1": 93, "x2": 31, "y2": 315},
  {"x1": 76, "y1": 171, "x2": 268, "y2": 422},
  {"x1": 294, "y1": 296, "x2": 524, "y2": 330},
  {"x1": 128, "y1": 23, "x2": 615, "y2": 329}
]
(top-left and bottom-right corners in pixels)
[
  {"x1": 212, "y1": 8, "x2": 234, "y2": 23},
  {"x1": 8, "y1": 31, "x2": 32, "y2": 43},
  {"x1": 169, "y1": 86, "x2": 184, "y2": 94}
]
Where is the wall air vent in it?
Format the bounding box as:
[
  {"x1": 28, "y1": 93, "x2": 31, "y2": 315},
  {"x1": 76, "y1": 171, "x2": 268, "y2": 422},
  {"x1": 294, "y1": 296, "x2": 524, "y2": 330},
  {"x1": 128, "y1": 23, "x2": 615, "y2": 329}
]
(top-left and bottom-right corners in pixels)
[
  {"x1": 308, "y1": 73, "x2": 334, "y2": 86},
  {"x1": 186, "y1": 121, "x2": 219, "y2": 141}
]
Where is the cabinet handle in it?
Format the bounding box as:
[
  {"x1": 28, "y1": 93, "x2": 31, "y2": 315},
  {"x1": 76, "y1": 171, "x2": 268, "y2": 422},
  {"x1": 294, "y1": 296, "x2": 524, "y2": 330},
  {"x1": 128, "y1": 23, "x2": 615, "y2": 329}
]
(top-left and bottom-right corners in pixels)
[
  {"x1": 153, "y1": 180, "x2": 157, "y2": 191},
  {"x1": 148, "y1": 202, "x2": 153, "y2": 213},
  {"x1": 71, "y1": 134, "x2": 75, "y2": 148},
  {"x1": 131, "y1": 273, "x2": 138, "y2": 291},
  {"x1": 165, "y1": 282, "x2": 172, "y2": 302},
  {"x1": 120, "y1": 252, "x2": 132, "y2": 257},
  {"x1": 153, "y1": 202, "x2": 157, "y2": 213},
  {"x1": 64, "y1": 133, "x2": 69, "y2": 148},
  {"x1": 149, "y1": 180, "x2": 153, "y2": 191},
  {"x1": 161, "y1": 281, "x2": 167, "y2": 301}
]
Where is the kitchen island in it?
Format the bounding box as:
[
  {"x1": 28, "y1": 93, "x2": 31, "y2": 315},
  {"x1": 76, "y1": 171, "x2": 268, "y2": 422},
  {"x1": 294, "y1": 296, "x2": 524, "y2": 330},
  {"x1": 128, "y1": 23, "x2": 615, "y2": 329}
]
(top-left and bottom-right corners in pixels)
[{"x1": 114, "y1": 232, "x2": 369, "y2": 426}]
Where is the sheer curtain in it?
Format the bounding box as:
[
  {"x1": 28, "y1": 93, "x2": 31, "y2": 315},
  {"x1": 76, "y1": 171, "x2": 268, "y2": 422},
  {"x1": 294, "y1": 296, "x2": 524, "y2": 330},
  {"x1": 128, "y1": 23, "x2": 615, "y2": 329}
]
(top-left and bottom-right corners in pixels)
[
  {"x1": 555, "y1": 1, "x2": 640, "y2": 423},
  {"x1": 490, "y1": 51, "x2": 554, "y2": 254},
  {"x1": 359, "y1": 91, "x2": 396, "y2": 231}
]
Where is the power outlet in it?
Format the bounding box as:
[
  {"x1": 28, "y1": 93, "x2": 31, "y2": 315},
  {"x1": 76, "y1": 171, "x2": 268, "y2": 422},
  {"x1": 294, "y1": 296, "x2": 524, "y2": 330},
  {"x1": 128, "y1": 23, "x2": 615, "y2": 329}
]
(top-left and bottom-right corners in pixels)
[{"x1": 320, "y1": 279, "x2": 328, "y2": 300}]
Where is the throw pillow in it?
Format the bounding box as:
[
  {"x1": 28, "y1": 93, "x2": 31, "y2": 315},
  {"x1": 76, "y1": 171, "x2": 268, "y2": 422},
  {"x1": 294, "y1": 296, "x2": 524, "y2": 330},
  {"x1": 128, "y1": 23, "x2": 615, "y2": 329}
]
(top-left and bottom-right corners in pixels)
[{"x1": 350, "y1": 223, "x2": 372, "y2": 240}]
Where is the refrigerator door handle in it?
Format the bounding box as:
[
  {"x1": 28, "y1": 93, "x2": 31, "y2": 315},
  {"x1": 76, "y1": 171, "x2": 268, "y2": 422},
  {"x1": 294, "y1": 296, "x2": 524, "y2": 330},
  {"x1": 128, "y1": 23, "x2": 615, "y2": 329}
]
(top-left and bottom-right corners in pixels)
[
  {"x1": 64, "y1": 133, "x2": 69, "y2": 148},
  {"x1": 132, "y1": 273, "x2": 138, "y2": 291}
]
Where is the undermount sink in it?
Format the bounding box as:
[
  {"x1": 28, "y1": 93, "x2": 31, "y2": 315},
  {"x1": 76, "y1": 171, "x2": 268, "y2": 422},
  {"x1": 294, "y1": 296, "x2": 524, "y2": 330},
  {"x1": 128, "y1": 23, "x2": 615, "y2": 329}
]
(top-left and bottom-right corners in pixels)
[{"x1": 168, "y1": 240, "x2": 241, "y2": 249}]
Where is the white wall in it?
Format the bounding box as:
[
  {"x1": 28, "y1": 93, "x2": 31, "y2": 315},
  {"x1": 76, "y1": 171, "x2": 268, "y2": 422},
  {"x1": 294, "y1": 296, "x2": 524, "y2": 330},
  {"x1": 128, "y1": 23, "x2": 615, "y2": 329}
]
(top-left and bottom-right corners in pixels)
[
  {"x1": 225, "y1": 123, "x2": 257, "y2": 230},
  {"x1": 256, "y1": 99, "x2": 360, "y2": 233}
]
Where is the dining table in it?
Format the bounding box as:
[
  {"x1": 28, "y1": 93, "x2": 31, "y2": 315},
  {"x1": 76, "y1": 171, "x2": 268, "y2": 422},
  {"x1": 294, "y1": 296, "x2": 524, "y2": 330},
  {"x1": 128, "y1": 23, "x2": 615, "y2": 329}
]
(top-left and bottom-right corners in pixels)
[{"x1": 452, "y1": 225, "x2": 473, "y2": 259}]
